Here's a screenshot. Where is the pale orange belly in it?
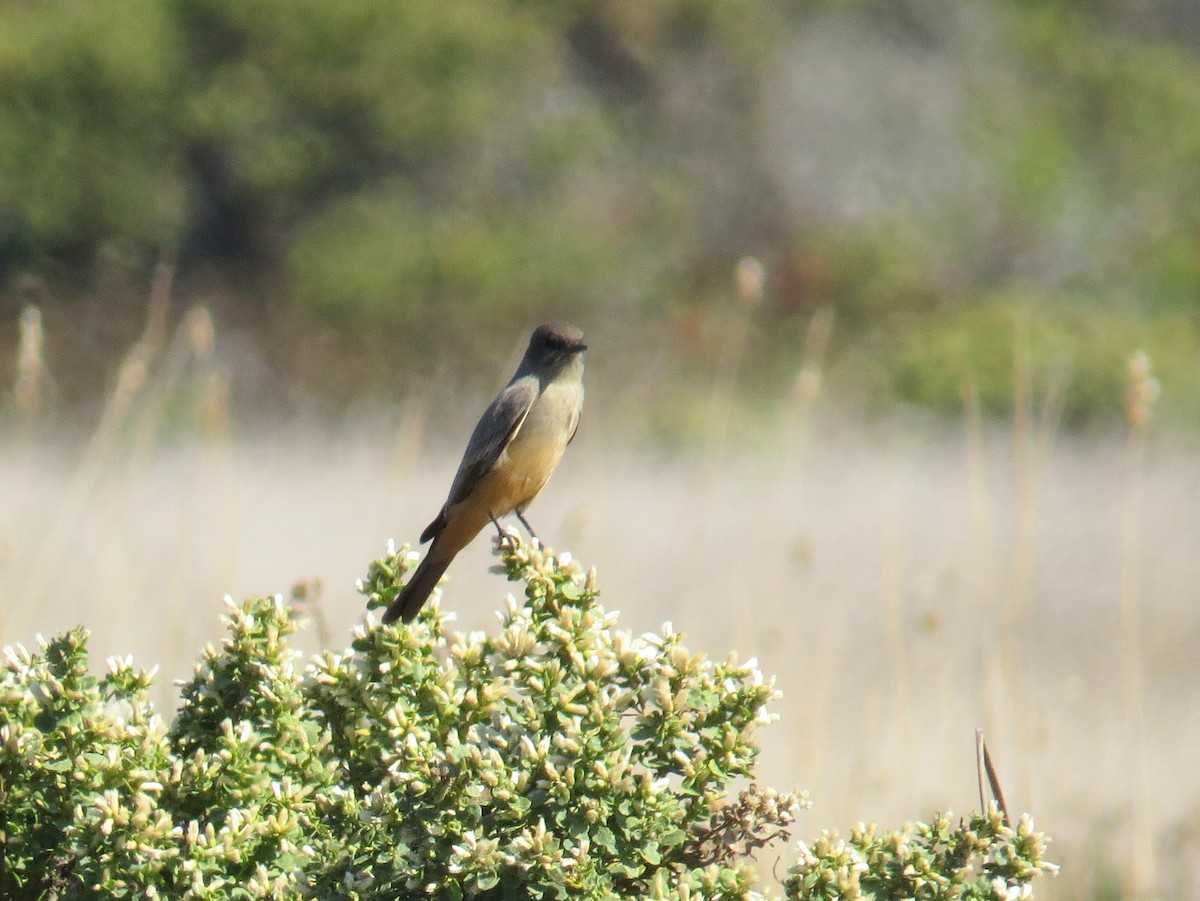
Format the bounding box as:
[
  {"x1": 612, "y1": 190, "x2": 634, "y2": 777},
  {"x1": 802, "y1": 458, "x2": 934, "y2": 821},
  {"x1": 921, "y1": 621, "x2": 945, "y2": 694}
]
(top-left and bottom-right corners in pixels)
[
  {"x1": 435, "y1": 425, "x2": 568, "y2": 555},
  {"x1": 482, "y1": 421, "x2": 567, "y2": 514}
]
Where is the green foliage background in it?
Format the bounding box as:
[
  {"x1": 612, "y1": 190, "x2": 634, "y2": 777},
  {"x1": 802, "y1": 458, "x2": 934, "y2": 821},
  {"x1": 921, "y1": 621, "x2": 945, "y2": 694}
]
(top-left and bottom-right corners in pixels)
[{"x1": 0, "y1": 0, "x2": 1198, "y2": 422}]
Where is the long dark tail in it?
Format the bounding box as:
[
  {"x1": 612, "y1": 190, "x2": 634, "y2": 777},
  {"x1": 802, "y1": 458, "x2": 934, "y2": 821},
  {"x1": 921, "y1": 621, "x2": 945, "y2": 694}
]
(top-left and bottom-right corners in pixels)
[{"x1": 382, "y1": 551, "x2": 454, "y2": 624}]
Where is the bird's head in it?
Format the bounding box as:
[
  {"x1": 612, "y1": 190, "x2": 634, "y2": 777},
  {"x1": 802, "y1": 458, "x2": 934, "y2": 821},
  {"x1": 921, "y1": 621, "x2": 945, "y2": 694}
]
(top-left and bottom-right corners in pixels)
[{"x1": 524, "y1": 321, "x2": 587, "y2": 376}]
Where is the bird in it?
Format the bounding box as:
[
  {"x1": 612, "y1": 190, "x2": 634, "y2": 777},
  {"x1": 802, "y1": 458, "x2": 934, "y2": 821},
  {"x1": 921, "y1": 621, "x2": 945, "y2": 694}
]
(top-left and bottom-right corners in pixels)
[{"x1": 382, "y1": 321, "x2": 587, "y2": 624}]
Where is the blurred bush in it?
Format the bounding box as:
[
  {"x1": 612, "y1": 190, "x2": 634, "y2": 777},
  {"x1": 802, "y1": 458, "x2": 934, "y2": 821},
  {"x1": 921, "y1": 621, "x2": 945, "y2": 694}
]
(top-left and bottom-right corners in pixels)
[
  {"x1": 0, "y1": 0, "x2": 772, "y2": 317},
  {"x1": 0, "y1": 0, "x2": 183, "y2": 267},
  {"x1": 882, "y1": 297, "x2": 1200, "y2": 423},
  {"x1": 0, "y1": 0, "x2": 1198, "y2": 423}
]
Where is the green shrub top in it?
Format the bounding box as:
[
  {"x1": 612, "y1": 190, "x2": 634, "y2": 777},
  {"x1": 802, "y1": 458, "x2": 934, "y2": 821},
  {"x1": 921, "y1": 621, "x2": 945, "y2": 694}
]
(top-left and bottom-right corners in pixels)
[{"x1": 0, "y1": 533, "x2": 1055, "y2": 899}]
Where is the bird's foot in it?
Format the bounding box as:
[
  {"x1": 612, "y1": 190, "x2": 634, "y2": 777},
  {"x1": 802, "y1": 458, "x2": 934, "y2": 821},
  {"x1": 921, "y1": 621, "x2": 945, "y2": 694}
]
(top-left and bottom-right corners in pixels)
[{"x1": 515, "y1": 510, "x2": 541, "y2": 546}]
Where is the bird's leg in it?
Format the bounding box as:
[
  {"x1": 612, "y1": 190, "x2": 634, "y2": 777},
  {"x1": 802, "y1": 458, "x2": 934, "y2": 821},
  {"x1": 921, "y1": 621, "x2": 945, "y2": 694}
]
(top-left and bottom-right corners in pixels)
[
  {"x1": 488, "y1": 511, "x2": 506, "y2": 539},
  {"x1": 515, "y1": 509, "x2": 540, "y2": 544}
]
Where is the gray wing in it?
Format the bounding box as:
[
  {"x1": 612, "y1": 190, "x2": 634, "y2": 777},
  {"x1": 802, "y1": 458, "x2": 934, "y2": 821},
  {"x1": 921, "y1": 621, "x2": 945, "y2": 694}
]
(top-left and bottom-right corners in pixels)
[
  {"x1": 421, "y1": 376, "x2": 539, "y2": 543},
  {"x1": 566, "y1": 386, "x2": 583, "y2": 445}
]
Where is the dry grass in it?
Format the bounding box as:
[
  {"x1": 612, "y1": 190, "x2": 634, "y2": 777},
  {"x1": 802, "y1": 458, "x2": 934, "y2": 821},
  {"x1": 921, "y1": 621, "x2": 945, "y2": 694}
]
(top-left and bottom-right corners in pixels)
[{"x1": 0, "y1": 306, "x2": 1197, "y2": 899}]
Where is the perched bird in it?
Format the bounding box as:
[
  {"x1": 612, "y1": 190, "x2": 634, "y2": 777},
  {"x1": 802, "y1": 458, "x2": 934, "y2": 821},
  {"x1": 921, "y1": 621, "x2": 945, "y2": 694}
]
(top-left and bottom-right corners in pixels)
[{"x1": 382, "y1": 322, "x2": 587, "y2": 624}]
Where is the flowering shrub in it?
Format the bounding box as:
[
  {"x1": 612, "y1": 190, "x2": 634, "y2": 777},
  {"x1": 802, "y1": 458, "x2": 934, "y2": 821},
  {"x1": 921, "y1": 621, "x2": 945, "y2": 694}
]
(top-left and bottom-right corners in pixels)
[
  {"x1": 784, "y1": 808, "x2": 1057, "y2": 901},
  {"x1": 0, "y1": 533, "x2": 1055, "y2": 898}
]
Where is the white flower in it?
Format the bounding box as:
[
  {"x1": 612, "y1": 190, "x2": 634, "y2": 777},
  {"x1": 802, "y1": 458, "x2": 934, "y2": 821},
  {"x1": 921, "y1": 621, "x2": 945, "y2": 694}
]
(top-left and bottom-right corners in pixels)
[
  {"x1": 3, "y1": 643, "x2": 31, "y2": 667},
  {"x1": 991, "y1": 877, "x2": 1031, "y2": 900}
]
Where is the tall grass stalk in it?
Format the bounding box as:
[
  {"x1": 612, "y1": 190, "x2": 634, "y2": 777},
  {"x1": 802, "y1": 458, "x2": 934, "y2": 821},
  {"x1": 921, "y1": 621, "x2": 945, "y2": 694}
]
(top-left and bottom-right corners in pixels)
[
  {"x1": 702, "y1": 257, "x2": 763, "y2": 481},
  {"x1": 786, "y1": 306, "x2": 835, "y2": 472},
  {"x1": 881, "y1": 459, "x2": 911, "y2": 756},
  {"x1": 2, "y1": 269, "x2": 173, "y2": 634},
  {"x1": 705, "y1": 258, "x2": 764, "y2": 653},
  {"x1": 1121, "y1": 351, "x2": 1159, "y2": 899},
  {"x1": 0, "y1": 268, "x2": 237, "y2": 675},
  {"x1": 152, "y1": 307, "x2": 237, "y2": 709},
  {"x1": 124, "y1": 306, "x2": 218, "y2": 473},
  {"x1": 764, "y1": 305, "x2": 838, "y2": 814},
  {"x1": 962, "y1": 316, "x2": 1067, "y2": 818},
  {"x1": 14, "y1": 305, "x2": 47, "y2": 433},
  {"x1": 394, "y1": 395, "x2": 427, "y2": 476}
]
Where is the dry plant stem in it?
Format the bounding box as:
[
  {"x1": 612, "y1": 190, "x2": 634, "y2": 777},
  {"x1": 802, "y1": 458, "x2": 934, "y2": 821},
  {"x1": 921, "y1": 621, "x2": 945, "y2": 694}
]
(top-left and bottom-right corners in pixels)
[
  {"x1": 1010, "y1": 312, "x2": 1036, "y2": 623},
  {"x1": 3, "y1": 266, "x2": 175, "y2": 635},
  {"x1": 975, "y1": 730, "x2": 1010, "y2": 827},
  {"x1": 1003, "y1": 313, "x2": 1065, "y2": 808},
  {"x1": 881, "y1": 468, "x2": 910, "y2": 756},
  {"x1": 162, "y1": 368, "x2": 237, "y2": 712},
  {"x1": 393, "y1": 396, "x2": 427, "y2": 476},
  {"x1": 14, "y1": 305, "x2": 47, "y2": 436},
  {"x1": 700, "y1": 269, "x2": 757, "y2": 650},
  {"x1": 1011, "y1": 317, "x2": 1070, "y2": 610},
  {"x1": 114, "y1": 309, "x2": 218, "y2": 639},
  {"x1": 1121, "y1": 413, "x2": 1154, "y2": 898},
  {"x1": 791, "y1": 633, "x2": 840, "y2": 810},
  {"x1": 983, "y1": 739, "x2": 1010, "y2": 827},
  {"x1": 780, "y1": 305, "x2": 836, "y2": 682},
  {"x1": 125, "y1": 307, "x2": 217, "y2": 476},
  {"x1": 844, "y1": 689, "x2": 885, "y2": 817},
  {"x1": 962, "y1": 378, "x2": 1002, "y2": 736},
  {"x1": 702, "y1": 257, "x2": 764, "y2": 496},
  {"x1": 787, "y1": 306, "x2": 835, "y2": 468},
  {"x1": 291, "y1": 579, "x2": 331, "y2": 649},
  {"x1": 769, "y1": 308, "x2": 836, "y2": 693},
  {"x1": 701, "y1": 307, "x2": 750, "y2": 500},
  {"x1": 309, "y1": 596, "x2": 331, "y2": 650},
  {"x1": 975, "y1": 730, "x2": 988, "y2": 817}
]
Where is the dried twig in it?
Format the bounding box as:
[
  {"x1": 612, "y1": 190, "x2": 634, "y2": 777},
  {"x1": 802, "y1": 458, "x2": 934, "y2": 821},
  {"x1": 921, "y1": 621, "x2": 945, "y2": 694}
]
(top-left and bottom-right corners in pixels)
[{"x1": 976, "y1": 729, "x2": 1010, "y2": 826}]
